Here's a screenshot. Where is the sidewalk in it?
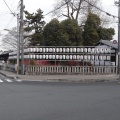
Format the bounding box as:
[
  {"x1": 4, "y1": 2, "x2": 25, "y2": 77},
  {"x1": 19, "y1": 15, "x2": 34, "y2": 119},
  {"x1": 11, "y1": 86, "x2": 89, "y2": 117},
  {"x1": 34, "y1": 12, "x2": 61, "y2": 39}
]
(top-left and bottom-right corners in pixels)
[{"x1": 0, "y1": 70, "x2": 119, "y2": 82}]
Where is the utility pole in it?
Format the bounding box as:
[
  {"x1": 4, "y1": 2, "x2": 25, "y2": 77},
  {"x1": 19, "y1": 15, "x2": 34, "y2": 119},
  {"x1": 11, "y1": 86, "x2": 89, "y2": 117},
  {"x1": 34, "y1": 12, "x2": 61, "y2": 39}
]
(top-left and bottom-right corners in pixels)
[
  {"x1": 20, "y1": 0, "x2": 24, "y2": 75},
  {"x1": 118, "y1": 0, "x2": 120, "y2": 79},
  {"x1": 115, "y1": 0, "x2": 120, "y2": 78},
  {"x1": 17, "y1": 14, "x2": 20, "y2": 77}
]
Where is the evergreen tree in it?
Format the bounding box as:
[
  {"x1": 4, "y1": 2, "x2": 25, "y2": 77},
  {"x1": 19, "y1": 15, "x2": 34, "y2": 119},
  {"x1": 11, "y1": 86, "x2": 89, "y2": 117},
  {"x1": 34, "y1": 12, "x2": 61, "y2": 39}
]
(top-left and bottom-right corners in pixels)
[
  {"x1": 83, "y1": 13, "x2": 100, "y2": 46},
  {"x1": 97, "y1": 27, "x2": 115, "y2": 40},
  {"x1": 24, "y1": 8, "x2": 45, "y2": 46},
  {"x1": 43, "y1": 18, "x2": 69, "y2": 46},
  {"x1": 43, "y1": 18, "x2": 83, "y2": 46},
  {"x1": 83, "y1": 13, "x2": 115, "y2": 46},
  {"x1": 61, "y1": 19, "x2": 83, "y2": 46}
]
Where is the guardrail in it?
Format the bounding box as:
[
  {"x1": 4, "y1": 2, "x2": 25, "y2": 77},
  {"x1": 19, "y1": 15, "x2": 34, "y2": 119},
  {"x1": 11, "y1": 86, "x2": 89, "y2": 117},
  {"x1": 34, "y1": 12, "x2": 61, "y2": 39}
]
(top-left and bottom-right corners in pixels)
[{"x1": 25, "y1": 65, "x2": 117, "y2": 75}]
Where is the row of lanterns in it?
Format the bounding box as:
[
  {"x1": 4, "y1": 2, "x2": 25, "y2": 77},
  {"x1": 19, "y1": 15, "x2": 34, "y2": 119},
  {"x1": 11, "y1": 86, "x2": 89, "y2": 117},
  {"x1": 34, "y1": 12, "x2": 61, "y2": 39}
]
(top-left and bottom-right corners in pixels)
[
  {"x1": 9, "y1": 55, "x2": 111, "y2": 61},
  {"x1": 9, "y1": 47, "x2": 112, "y2": 56},
  {"x1": 25, "y1": 47, "x2": 111, "y2": 53}
]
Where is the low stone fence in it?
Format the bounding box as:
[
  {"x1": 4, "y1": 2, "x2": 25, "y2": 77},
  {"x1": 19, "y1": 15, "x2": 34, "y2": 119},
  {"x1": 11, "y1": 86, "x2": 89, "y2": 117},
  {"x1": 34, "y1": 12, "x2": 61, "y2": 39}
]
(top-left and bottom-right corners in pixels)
[{"x1": 25, "y1": 65, "x2": 117, "y2": 75}]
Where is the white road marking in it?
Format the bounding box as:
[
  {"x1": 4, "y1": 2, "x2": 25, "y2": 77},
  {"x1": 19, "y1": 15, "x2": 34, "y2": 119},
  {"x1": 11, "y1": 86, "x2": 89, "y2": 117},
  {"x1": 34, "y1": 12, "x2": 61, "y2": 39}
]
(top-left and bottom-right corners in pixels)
[
  {"x1": 5, "y1": 79, "x2": 13, "y2": 82},
  {"x1": 16, "y1": 79, "x2": 22, "y2": 82},
  {"x1": 0, "y1": 79, "x2": 3, "y2": 82},
  {"x1": 25, "y1": 80, "x2": 44, "y2": 82}
]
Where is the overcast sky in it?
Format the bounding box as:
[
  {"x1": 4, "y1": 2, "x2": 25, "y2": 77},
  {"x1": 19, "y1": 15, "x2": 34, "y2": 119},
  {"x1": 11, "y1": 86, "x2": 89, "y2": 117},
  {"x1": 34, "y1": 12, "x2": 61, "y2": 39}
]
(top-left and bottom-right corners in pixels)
[{"x1": 0, "y1": 0, "x2": 118, "y2": 46}]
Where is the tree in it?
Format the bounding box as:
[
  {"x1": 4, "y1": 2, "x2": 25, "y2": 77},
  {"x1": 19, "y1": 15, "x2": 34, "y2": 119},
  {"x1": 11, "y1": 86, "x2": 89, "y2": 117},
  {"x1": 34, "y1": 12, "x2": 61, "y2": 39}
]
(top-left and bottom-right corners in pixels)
[
  {"x1": 43, "y1": 18, "x2": 83, "y2": 46},
  {"x1": 83, "y1": 13, "x2": 115, "y2": 46},
  {"x1": 97, "y1": 27, "x2": 115, "y2": 40},
  {"x1": 1, "y1": 27, "x2": 17, "y2": 50},
  {"x1": 43, "y1": 18, "x2": 69, "y2": 46},
  {"x1": 52, "y1": 0, "x2": 113, "y2": 27},
  {"x1": 1, "y1": 27, "x2": 30, "y2": 50},
  {"x1": 83, "y1": 13, "x2": 100, "y2": 46},
  {"x1": 60, "y1": 19, "x2": 83, "y2": 46},
  {"x1": 52, "y1": 0, "x2": 101, "y2": 23},
  {"x1": 24, "y1": 8, "x2": 45, "y2": 46}
]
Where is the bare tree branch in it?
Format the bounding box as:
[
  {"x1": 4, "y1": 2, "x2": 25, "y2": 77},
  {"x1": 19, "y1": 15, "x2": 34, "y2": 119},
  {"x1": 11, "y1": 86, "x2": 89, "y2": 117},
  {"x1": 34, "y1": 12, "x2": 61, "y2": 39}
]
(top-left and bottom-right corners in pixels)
[
  {"x1": 1, "y1": 27, "x2": 30, "y2": 50},
  {"x1": 52, "y1": 0, "x2": 110, "y2": 26}
]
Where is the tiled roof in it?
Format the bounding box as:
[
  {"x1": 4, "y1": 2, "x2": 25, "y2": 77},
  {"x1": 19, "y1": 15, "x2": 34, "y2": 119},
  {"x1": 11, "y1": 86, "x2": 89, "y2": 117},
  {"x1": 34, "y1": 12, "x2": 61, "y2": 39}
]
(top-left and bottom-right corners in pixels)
[
  {"x1": 99, "y1": 40, "x2": 118, "y2": 49},
  {"x1": 0, "y1": 51, "x2": 12, "y2": 55}
]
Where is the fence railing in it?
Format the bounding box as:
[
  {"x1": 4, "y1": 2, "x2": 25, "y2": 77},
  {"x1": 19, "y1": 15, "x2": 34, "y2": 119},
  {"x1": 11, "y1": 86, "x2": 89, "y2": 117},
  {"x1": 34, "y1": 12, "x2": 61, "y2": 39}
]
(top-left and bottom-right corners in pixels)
[{"x1": 24, "y1": 65, "x2": 117, "y2": 75}]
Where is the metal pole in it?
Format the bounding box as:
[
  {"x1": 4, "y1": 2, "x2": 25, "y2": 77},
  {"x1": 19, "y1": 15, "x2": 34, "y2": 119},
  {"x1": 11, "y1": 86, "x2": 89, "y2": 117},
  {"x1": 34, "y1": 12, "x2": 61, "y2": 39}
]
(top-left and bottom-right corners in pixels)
[
  {"x1": 55, "y1": 46, "x2": 56, "y2": 66},
  {"x1": 16, "y1": 14, "x2": 20, "y2": 77},
  {"x1": 20, "y1": 0, "x2": 24, "y2": 75},
  {"x1": 118, "y1": 0, "x2": 120, "y2": 79}
]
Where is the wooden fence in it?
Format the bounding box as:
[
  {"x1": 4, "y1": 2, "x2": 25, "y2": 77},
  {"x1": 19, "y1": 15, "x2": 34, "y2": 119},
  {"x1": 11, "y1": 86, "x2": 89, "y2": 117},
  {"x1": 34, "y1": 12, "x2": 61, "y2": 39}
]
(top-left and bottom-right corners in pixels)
[{"x1": 24, "y1": 65, "x2": 117, "y2": 75}]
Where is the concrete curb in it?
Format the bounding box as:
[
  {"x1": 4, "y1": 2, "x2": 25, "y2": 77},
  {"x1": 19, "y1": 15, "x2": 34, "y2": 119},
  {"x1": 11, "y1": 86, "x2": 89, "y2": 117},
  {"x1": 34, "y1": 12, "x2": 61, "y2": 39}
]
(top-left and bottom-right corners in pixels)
[
  {"x1": 0, "y1": 72, "x2": 16, "y2": 79},
  {"x1": 13, "y1": 78, "x2": 119, "y2": 83},
  {"x1": 46, "y1": 78, "x2": 119, "y2": 83},
  {"x1": 0, "y1": 72, "x2": 119, "y2": 83}
]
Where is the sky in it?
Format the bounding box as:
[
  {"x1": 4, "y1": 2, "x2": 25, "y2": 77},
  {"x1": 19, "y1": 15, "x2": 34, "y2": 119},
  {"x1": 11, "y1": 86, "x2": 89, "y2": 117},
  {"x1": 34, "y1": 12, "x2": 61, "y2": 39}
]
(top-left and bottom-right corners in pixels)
[{"x1": 0, "y1": 0, "x2": 118, "y2": 50}]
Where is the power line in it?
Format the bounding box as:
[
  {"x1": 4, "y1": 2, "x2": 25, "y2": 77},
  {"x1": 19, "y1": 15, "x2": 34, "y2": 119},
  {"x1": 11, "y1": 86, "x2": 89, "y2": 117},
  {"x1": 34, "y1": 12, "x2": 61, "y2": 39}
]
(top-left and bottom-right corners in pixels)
[
  {"x1": 83, "y1": 0, "x2": 118, "y2": 19},
  {"x1": 2, "y1": 0, "x2": 16, "y2": 17},
  {"x1": 44, "y1": 1, "x2": 68, "y2": 16},
  {"x1": 44, "y1": 0, "x2": 118, "y2": 19}
]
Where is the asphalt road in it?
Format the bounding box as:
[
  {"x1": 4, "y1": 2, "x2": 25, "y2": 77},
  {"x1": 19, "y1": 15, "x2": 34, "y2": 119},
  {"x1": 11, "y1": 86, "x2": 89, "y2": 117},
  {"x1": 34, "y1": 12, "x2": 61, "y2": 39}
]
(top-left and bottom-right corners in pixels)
[{"x1": 0, "y1": 76, "x2": 120, "y2": 120}]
